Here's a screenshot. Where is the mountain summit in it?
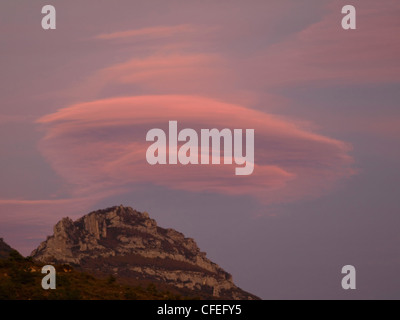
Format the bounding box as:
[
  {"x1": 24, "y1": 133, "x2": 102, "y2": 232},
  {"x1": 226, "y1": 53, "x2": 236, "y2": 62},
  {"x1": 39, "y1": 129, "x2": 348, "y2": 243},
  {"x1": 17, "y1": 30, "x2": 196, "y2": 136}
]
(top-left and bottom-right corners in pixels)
[{"x1": 31, "y1": 205, "x2": 258, "y2": 300}]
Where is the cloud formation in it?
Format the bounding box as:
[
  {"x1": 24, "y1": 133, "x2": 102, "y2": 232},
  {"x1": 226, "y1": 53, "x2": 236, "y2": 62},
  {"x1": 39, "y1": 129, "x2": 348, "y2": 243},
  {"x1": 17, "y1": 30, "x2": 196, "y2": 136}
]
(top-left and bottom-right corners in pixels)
[
  {"x1": 248, "y1": 1, "x2": 400, "y2": 87},
  {"x1": 2, "y1": 1, "x2": 378, "y2": 255},
  {"x1": 37, "y1": 95, "x2": 354, "y2": 203},
  {"x1": 5, "y1": 4, "x2": 375, "y2": 234},
  {"x1": 33, "y1": 12, "x2": 361, "y2": 204},
  {"x1": 81, "y1": 53, "x2": 233, "y2": 97},
  {"x1": 95, "y1": 24, "x2": 198, "y2": 41}
]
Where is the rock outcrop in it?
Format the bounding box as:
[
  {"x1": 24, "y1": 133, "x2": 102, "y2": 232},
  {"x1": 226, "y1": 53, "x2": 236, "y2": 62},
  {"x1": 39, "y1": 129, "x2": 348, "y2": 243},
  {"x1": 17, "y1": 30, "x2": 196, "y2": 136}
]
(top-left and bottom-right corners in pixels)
[{"x1": 31, "y1": 205, "x2": 258, "y2": 300}]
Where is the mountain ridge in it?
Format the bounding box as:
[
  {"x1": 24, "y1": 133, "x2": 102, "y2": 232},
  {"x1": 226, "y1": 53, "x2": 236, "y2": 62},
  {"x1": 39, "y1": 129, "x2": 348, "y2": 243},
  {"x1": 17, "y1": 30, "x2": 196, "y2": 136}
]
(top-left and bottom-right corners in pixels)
[
  {"x1": 31, "y1": 205, "x2": 258, "y2": 300},
  {"x1": 0, "y1": 238, "x2": 14, "y2": 259}
]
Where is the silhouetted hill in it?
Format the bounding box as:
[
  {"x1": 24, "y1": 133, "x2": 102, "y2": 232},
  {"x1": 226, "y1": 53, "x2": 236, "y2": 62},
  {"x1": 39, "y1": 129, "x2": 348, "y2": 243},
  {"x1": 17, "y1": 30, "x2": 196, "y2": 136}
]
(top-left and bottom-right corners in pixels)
[{"x1": 0, "y1": 238, "x2": 13, "y2": 259}]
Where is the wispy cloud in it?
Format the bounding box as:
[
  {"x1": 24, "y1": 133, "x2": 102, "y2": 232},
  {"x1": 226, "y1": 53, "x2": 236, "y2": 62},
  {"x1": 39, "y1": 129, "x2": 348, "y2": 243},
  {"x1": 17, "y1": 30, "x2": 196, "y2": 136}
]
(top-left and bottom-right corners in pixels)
[
  {"x1": 33, "y1": 20, "x2": 356, "y2": 204},
  {"x1": 95, "y1": 24, "x2": 198, "y2": 40},
  {"x1": 37, "y1": 95, "x2": 354, "y2": 203},
  {"x1": 78, "y1": 52, "x2": 233, "y2": 97},
  {"x1": 248, "y1": 1, "x2": 400, "y2": 87}
]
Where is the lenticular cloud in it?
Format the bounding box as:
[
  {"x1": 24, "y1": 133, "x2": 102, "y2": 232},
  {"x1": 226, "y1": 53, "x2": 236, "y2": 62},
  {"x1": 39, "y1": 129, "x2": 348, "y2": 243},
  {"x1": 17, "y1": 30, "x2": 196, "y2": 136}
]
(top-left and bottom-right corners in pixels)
[{"x1": 37, "y1": 95, "x2": 354, "y2": 203}]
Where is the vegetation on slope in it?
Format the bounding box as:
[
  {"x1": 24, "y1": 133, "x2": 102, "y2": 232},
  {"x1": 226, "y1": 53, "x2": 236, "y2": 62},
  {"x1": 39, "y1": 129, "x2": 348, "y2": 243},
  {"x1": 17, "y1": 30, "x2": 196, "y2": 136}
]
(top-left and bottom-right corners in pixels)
[
  {"x1": 0, "y1": 238, "x2": 13, "y2": 259},
  {"x1": 0, "y1": 250, "x2": 199, "y2": 300}
]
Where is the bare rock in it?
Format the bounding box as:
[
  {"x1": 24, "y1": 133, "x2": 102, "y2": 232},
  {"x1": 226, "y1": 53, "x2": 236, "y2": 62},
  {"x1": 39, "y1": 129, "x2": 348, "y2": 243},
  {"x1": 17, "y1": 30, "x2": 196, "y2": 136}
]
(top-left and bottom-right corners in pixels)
[{"x1": 31, "y1": 205, "x2": 258, "y2": 300}]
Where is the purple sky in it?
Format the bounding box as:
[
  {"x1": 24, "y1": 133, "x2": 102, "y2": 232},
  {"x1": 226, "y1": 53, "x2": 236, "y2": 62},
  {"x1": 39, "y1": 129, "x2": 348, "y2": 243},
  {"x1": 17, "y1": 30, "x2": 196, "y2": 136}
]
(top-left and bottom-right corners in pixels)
[{"x1": 1, "y1": 0, "x2": 400, "y2": 299}]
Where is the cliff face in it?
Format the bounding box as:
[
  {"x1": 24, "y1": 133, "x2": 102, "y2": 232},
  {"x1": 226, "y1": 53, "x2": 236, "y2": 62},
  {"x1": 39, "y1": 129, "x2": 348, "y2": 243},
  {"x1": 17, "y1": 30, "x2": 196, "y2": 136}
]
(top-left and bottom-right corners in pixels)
[{"x1": 31, "y1": 205, "x2": 257, "y2": 300}]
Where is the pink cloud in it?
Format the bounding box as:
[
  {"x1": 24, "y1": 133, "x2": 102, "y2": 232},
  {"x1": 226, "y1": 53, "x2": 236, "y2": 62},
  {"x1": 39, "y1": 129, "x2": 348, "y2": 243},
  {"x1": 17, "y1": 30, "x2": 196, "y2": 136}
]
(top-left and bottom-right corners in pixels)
[
  {"x1": 249, "y1": 1, "x2": 400, "y2": 87},
  {"x1": 95, "y1": 24, "x2": 199, "y2": 40},
  {"x1": 13, "y1": 10, "x2": 369, "y2": 221},
  {"x1": 0, "y1": 198, "x2": 93, "y2": 223},
  {"x1": 74, "y1": 52, "x2": 237, "y2": 101},
  {"x1": 37, "y1": 95, "x2": 354, "y2": 203}
]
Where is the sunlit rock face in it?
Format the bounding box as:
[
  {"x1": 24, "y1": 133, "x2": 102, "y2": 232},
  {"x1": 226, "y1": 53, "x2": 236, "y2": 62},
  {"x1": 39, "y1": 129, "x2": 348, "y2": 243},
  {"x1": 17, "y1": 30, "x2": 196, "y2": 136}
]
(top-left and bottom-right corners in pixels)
[{"x1": 31, "y1": 205, "x2": 258, "y2": 300}]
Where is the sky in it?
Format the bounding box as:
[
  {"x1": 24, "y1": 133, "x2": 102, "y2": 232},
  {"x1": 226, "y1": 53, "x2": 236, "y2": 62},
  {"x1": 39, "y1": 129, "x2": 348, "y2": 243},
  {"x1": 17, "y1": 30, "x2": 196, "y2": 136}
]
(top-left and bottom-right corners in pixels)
[{"x1": 1, "y1": 0, "x2": 400, "y2": 299}]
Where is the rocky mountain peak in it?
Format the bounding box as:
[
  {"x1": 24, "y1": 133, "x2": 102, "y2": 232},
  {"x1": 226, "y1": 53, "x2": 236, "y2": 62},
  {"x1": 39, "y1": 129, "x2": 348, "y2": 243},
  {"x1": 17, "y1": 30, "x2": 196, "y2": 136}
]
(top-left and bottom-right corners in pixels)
[{"x1": 31, "y1": 206, "x2": 257, "y2": 299}]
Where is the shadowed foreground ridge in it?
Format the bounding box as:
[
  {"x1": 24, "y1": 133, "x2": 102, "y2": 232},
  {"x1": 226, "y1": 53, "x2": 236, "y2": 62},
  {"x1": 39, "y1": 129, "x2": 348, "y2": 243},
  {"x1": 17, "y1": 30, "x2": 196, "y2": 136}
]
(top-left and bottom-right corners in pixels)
[
  {"x1": 31, "y1": 205, "x2": 259, "y2": 300},
  {"x1": 0, "y1": 238, "x2": 14, "y2": 259}
]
